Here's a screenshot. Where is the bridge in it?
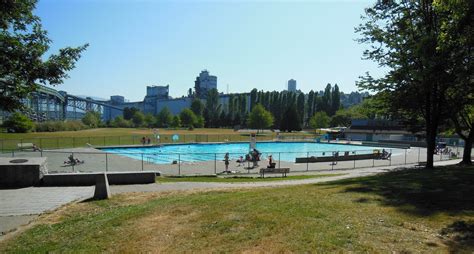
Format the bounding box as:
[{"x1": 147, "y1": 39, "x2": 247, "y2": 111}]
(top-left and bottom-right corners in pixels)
[{"x1": 10, "y1": 85, "x2": 123, "y2": 122}]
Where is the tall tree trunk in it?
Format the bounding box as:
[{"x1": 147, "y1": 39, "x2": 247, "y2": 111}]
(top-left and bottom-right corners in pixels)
[
  {"x1": 426, "y1": 127, "x2": 436, "y2": 169},
  {"x1": 461, "y1": 128, "x2": 473, "y2": 165}
]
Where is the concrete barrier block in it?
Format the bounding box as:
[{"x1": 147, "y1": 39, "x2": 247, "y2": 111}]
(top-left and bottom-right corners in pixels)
[{"x1": 93, "y1": 173, "x2": 111, "y2": 200}]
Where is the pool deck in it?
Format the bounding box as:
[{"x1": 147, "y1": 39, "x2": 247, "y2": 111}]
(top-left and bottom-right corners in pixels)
[{"x1": 0, "y1": 144, "x2": 460, "y2": 176}]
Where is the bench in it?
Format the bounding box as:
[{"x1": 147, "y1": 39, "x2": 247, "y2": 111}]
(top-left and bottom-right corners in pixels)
[
  {"x1": 259, "y1": 167, "x2": 290, "y2": 178},
  {"x1": 295, "y1": 153, "x2": 383, "y2": 163},
  {"x1": 17, "y1": 143, "x2": 34, "y2": 150}
]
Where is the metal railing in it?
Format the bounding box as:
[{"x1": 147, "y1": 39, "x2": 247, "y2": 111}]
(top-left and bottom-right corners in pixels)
[{"x1": 0, "y1": 146, "x2": 462, "y2": 176}]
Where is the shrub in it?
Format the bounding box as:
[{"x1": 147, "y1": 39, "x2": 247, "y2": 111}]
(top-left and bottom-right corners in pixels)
[{"x1": 4, "y1": 112, "x2": 34, "y2": 133}]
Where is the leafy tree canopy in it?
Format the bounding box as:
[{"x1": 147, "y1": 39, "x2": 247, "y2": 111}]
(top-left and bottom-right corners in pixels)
[{"x1": 1, "y1": 0, "x2": 88, "y2": 111}]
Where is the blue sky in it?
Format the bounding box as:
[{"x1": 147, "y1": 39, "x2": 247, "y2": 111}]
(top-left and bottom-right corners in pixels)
[{"x1": 37, "y1": 0, "x2": 382, "y2": 101}]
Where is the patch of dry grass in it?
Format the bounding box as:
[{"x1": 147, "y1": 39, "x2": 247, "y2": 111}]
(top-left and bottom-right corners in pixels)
[{"x1": 1, "y1": 166, "x2": 473, "y2": 253}]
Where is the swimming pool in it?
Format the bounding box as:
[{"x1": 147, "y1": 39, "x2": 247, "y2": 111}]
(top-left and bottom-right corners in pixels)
[{"x1": 102, "y1": 142, "x2": 391, "y2": 164}]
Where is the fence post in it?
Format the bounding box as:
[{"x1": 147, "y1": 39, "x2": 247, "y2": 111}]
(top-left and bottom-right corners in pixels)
[
  {"x1": 39, "y1": 139, "x2": 42, "y2": 150},
  {"x1": 105, "y1": 153, "x2": 108, "y2": 172},
  {"x1": 278, "y1": 152, "x2": 281, "y2": 169},
  {"x1": 214, "y1": 154, "x2": 217, "y2": 174},
  {"x1": 40, "y1": 150, "x2": 43, "y2": 157},
  {"x1": 306, "y1": 152, "x2": 309, "y2": 171},
  {"x1": 72, "y1": 152, "x2": 75, "y2": 173},
  {"x1": 141, "y1": 153, "x2": 144, "y2": 171},
  {"x1": 353, "y1": 158, "x2": 356, "y2": 169},
  {"x1": 390, "y1": 149, "x2": 392, "y2": 166},
  {"x1": 178, "y1": 154, "x2": 181, "y2": 175},
  {"x1": 418, "y1": 148, "x2": 420, "y2": 163},
  {"x1": 404, "y1": 149, "x2": 407, "y2": 164}
]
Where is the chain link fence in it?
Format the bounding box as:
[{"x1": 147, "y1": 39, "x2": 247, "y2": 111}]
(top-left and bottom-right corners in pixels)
[{"x1": 0, "y1": 146, "x2": 463, "y2": 176}]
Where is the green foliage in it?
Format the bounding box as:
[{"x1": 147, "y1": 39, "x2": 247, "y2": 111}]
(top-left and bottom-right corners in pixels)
[
  {"x1": 81, "y1": 111, "x2": 101, "y2": 128},
  {"x1": 247, "y1": 104, "x2": 274, "y2": 131},
  {"x1": 3, "y1": 112, "x2": 34, "y2": 133},
  {"x1": 123, "y1": 107, "x2": 139, "y2": 120},
  {"x1": 309, "y1": 112, "x2": 330, "y2": 129},
  {"x1": 131, "y1": 111, "x2": 145, "y2": 127},
  {"x1": 205, "y1": 89, "x2": 221, "y2": 127},
  {"x1": 35, "y1": 120, "x2": 87, "y2": 132},
  {"x1": 111, "y1": 116, "x2": 131, "y2": 128},
  {"x1": 156, "y1": 107, "x2": 173, "y2": 128},
  {"x1": 0, "y1": 0, "x2": 88, "y2": 111},
  {"x1": 171, "y1": 115, "x2": 181, "y2": 128},
  {"x1": 195, "y1": 116, "x2": 205, "y2": 128},
  {"x1": 179, "y1": 109, "x2": 197, "y2": 128},
  {"x1": 190, "y1": 99, "x2": 205, "y2": 116},
  {"x1": 280, "y1": 105, "x2": 301, "y2": 132},
  {"x1": 144, "y1": 113, "x2": 155, "y2": 128}
]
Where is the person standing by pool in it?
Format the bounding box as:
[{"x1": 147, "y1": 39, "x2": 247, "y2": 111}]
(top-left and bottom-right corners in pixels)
[{"x1": 224, "y1": 153, "x2": 230, "y2": 172}]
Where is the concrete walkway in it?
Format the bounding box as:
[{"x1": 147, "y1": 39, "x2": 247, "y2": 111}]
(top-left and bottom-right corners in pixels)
[
  {"x1": 111, "y1": 159, "x2": 461, "y2": 194},
  {"x1": 0, "y1": 186, "x2": 94, "y2": 238}
]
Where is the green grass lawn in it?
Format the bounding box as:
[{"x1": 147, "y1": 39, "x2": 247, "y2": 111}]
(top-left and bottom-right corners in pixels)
[
  {"x1": 3, "y1": 165, "x2": 471, "y2": 252},
  {"x1": 157, "y1": 174, "x2": 345, "y2": 183},
  {"x1": 0, "y1": 128, "x2": 319, "y2": 151}
]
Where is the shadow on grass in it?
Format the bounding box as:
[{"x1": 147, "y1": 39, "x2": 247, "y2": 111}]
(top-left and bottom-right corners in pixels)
[
  {"x1": 320, "y1": 165, "x2": 474, "y2": 216},
  {"x1": 320, "y1": 165, "x2": 474, "y2": 251}
]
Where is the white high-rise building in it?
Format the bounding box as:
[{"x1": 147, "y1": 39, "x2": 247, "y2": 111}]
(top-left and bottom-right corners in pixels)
[
  {"x1": 194, "y1": 70, "x2": 217, "y2": 98},
  {"x1": 287, "y1": 79, "x2": 297, "y2": 92}
]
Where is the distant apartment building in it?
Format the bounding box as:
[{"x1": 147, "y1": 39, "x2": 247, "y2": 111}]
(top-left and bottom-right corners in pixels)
[
  {"x1": 287, "y1": 79, "x2": 297, "y2": 92},
  {"x1": 194, "y1": 70, "x2": 217, "y2": 98}
]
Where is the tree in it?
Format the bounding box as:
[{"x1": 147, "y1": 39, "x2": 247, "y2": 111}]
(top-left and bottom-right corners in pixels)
[
  {"x1": 310, "y1": 112, "x2": 330, "y2": 130},
  {"x1": 156, "y1": 107, "x2": 172, "y2": 128},
  {"x1": 190, "y1": 98, "x2": 204, "y2": 116},
  {"x1": 112, "y1": 116, "x2": 131, "y2": 128},
  {"x1": 179, "y1": 108, "x2": 197, "y2": 128},
  {"x1": 144, "y1": 113, "x2": 155, "y2": 128},
  {"x1": 356, "y1": 1, "x2": 462, "y2": 168},
  {"x1": 131, "y1": 111, "x2": 145, "y2": 127},
  {"x1": 0, "y1": 0, "x2": 88, "y2": 112},
  {"x1": 306, "y1": 90, "x2": 315, "y2": 126},
  {"x1": 250, "y1": 88, "x2": 258, "y2": 111},
  {"x1": 171, "y1": 115, "x2": 181, "y2": 128},
  {"x1": 331, "y1": 84, "x2": 341, "y2": 115},
  {"x1": 3, "y1": 112, "x2": 34, "y2": 133},
  {"x1": 123, "y1": 107, "x2": 139, "y2": 120},
  {"x1": 195, "y1": 116, "x2": 205, "y2": 128},
  {"x1": 322, "y1": 84, "x2": 332, "y2": 115},
  {"x1": 82, "y1": 111, "x2": 101, "y2": 128},
  {"x1": 205, "y1": 89, "x2": 221, "y2": 127},
  {"x1": 437, "y1": 1, "x2": 474, "y2": 165},
  {"x1": 280, "y1": 104, "x2": 302, "y2": 132},
  {"x1": 296, "y1": 93, "x2": 305, "y2": 126},
  {"x1": 247, "y1": 104, "x2": 274, "y2": 132}
]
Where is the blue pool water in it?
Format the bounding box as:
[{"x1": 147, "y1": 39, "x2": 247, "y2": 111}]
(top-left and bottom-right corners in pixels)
[{"x1": 102, "y1": 142, "x2": 389, "y2": 164}]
